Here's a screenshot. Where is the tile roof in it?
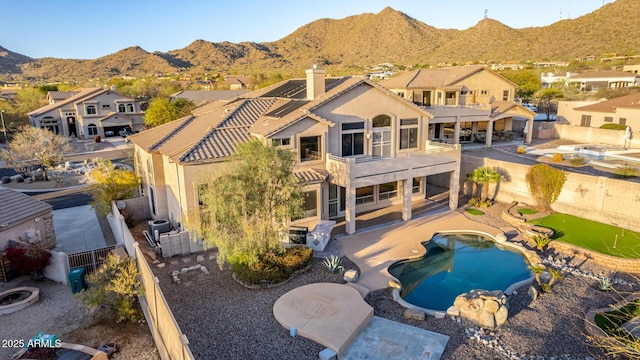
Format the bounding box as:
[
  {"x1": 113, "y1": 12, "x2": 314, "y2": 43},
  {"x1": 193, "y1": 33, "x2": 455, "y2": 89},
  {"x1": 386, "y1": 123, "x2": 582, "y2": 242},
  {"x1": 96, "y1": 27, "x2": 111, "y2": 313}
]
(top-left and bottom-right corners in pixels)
[
  {"x1": 379, "y1": 65, "x2": 488, "y2": 89},
  {"x1": 568, "y1": 71, "x2": 640, "y2": 80},
  {"x1": 294, "y1": 168, "x2": 329, "y2": 185},
  {"x1": 575, "y1": 92, "x2": 640, "y2": 113},
  {"x1": 0, "y1": 188, "x2": 52, "y2": 230},
  {"x1": 48, "y1": 91, "x2": 81, "y2": 101},
  {"x1": 28, "y1": 88, "x2": 104, "y2": 116}
]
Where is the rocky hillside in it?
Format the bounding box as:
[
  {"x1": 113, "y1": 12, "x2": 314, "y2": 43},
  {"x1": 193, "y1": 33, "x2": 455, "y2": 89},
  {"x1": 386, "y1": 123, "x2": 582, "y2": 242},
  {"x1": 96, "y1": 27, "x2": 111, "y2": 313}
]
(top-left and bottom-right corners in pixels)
[{"x1": 1, "y1": 0, "x2": 639, "y2": 82}]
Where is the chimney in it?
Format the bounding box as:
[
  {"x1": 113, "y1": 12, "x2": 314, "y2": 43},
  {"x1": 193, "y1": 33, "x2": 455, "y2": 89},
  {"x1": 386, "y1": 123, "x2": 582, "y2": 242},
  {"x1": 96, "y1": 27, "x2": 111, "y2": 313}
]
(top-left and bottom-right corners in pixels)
[{"x1": 306, "y1": 65, "x2": 325, "y2": 100}]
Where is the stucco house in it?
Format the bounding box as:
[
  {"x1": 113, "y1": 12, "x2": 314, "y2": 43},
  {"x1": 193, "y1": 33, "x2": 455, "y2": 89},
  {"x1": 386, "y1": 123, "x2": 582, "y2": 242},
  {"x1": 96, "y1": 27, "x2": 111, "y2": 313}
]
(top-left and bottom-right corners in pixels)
[
  {"x1": 28, "y1": 87, "x2": 144, "y2": 138},
  {"x1": 566, "y1": 71, "x2": 640, "y2": 92},
  {"x1": 379, "y1": 65, "x2": 536, "y2": 146},
  {"x1": 128, "y1": 68, "x2": 463, "y2": 236},
  {"x1": 0, "y1": 188, "x2": 55, "y2": 251},
  {"x1": 557, "y1": 92, "x2": 640, "y2": 129}
]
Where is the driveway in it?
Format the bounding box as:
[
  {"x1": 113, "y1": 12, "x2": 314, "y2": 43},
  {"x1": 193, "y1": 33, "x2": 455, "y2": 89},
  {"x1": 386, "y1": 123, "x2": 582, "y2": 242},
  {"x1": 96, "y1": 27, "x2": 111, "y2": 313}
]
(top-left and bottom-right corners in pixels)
[{"x1": 53, "y1": 205, "x2": 106, "y2": 253}]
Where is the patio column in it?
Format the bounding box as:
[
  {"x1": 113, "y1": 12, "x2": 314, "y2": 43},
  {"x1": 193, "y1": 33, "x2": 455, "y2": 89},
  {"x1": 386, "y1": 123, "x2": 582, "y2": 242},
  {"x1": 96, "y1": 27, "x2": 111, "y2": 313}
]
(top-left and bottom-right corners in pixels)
[
  {"x1": 525, "y1": 117, "x2": 534, "y2": 144},
  {"x1": 485, "y1": 120, "x2": 494, "y2": 147},
  {"x1": 345, "y1": 186, "x2": 356, "y2": 235},
  {"x1": 449, "y1": 168, "x2": 460, "y2": 210},
  {"x1": 453, "y1": 117, "x2": 461, "y2": 144},
  {"x1": 401, "y1": 179, "x2": 412, "y2": 221}
]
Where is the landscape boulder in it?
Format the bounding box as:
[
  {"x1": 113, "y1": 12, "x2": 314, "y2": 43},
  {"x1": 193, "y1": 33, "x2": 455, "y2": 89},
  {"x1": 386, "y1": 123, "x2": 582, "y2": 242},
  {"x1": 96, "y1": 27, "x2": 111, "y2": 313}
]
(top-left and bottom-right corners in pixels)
[{"x1": 451, "y1": 289, "x2": 509, "y2": 330}]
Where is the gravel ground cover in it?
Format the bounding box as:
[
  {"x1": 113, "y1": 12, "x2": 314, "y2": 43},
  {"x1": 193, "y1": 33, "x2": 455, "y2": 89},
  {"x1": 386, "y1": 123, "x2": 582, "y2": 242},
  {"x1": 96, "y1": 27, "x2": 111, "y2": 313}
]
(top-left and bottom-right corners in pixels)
[{"x1": 153, "y1": 200, "x2": 638, "y2": 360}]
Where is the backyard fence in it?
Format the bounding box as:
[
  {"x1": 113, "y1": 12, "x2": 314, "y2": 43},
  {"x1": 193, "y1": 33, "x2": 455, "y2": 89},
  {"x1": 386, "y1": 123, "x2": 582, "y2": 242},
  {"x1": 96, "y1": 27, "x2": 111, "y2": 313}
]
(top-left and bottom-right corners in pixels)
[
  {"x1": 135, "y1": 242, "x2": 194, "y2": 360},
  {"x1": 66, "y1": 245, "x2": 117, "y2": 274}
]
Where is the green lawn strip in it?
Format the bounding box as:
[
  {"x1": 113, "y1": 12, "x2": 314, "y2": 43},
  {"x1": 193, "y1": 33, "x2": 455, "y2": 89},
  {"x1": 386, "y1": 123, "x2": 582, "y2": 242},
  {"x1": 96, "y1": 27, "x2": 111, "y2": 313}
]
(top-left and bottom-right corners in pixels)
[
  {"x1": 594, "y1": 300, "x2": 640, "y2": 339},
  {"x1": 529, "y1": 213, "x2": 640, "y2": 259},
  {"x1": 465, "y1": 208, "x2": 484, "y2": 216},
  {"x1": 517, "y1": 208, "x2": 538, "y2": 215}
]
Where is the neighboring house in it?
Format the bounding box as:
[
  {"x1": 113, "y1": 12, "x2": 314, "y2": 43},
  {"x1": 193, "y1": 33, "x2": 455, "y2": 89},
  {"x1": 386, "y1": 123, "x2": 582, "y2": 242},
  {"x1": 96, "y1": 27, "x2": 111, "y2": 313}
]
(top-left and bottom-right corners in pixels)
[
  {"x1": 540, "y1": 72, "x2": 578, "y2": 89},
  {"x1": 222, "y1": 75, "x2": 250, "y2": 90},
  {"x1": 169, "y1": 90, "x2": 249, "y2": 107},
  {"x1": 28, "y1": 87, "x2": 144, "y2": 138},
  {"x1": 566, "y1": 71, "x2": 640, "y2": 92},
  {"x1": 0, "y1": 188, "x2": 55, "y2": 250},
  {"x1": 128, "y1": 68, "x2": 463, "y2": 235},
  {"x1": 379, "y1": 65, "x2": 536, "y2": 146},
  {"x1": 557, "y1": 92, "x2": 640, "y2": 129},
  {"x1": 623, "y1": 65, "x2": 640, "y2": 74}
]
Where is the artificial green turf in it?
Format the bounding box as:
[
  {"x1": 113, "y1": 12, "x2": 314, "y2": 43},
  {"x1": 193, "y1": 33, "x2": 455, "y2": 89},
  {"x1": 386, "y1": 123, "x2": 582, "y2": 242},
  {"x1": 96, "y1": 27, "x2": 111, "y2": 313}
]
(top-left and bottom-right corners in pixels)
[
  {"x1": 465, "y1": 208, "x2": 485, "y2": 216},
  {"x1": 517, "y1": 208, "x2": 539, "y2": 215},
  {"x1": 594, "y1": 300, "x2": 640, "y2": 339},
  {"x1": 529, "y1": 213, "x2": 640, "y2": 258}
]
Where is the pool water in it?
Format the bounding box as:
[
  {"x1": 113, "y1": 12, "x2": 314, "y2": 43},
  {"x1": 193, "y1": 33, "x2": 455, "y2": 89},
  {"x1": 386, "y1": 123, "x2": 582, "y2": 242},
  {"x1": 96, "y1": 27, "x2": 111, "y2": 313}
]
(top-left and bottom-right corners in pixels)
[{"x1": 388, "y1": 233, "x2": 531, "y2": 312}]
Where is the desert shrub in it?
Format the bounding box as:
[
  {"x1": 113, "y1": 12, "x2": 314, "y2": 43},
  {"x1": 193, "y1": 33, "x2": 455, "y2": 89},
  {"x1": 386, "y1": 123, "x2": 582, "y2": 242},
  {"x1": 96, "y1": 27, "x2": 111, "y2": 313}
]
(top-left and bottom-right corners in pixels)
[
  {"x1": 526, "y1": 163, "x2": 567, "y2": 210},
  {"x1": 4, "y1": 242, "x2": 51, "y2": 280},
  {"x1": 517, "y1": 146, "x2": 526, "y2": 154},
  {"x1": 600, "y1": 123, "x2": 628, "y2": 130},
  {"x1": 532, "y1": 234, "x2": 552, "y2": 250},
  {"x1": 551, "y1": 153, "x2": 564, "y2": 162},
  {"x1": 569, "y1": 156, "x2": 586, "y2": 166},
  {"x1": 232, "y1": 246, "x2": 312, "y2": 285},
  {"x1": 76, "y1": 254, "x2": 142, "y2": 323},
  {"x1": 614, "y1": 166, "x2": 639, "y2": 178},
  {"x1": 465, "y1": 208, "x2": 485, "y2": 216}
]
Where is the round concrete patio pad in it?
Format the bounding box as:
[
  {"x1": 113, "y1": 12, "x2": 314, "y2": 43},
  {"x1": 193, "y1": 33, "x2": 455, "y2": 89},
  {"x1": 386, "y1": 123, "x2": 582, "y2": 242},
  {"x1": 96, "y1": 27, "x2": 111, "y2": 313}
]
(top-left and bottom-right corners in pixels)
[{"x1": 273, "y1": 282, "x2": 373, "y2": 356}]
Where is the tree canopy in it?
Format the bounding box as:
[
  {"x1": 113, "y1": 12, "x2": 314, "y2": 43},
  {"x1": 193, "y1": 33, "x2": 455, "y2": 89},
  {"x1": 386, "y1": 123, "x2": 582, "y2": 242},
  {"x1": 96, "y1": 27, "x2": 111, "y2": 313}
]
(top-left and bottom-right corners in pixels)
[
  {"x1": 144, "y1": 98, "x2": 195, "y2": 127},
  {"x1": 0, "y1": 127, "x2": 71, "y2": 179},
  {"x1": 190, "y1": 139, "x2": 303, "y2": 268},
  {"x1": 85, "y1": 159, "x2": 140, "y2": 216},
  {"x1": 526, "y1": 163, "x2": 566, "y2": 210},
  {"x1": 535, "y1": 88, "x2": 564, "y2": 120}
]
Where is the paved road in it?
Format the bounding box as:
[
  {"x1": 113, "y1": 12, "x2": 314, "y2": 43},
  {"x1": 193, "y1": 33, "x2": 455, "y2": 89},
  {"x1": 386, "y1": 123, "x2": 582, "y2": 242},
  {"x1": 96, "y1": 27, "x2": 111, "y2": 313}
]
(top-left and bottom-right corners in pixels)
[{"x1": 32, "y1": 187, "x2": 92, "y2": 210}]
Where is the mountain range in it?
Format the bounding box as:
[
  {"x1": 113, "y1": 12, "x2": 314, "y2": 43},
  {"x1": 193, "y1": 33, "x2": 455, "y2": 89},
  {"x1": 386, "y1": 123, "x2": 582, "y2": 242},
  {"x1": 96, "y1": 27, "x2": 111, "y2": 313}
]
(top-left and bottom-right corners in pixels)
[{"x1": 1, "y1": 0, "x2": 639, "y2": 82}]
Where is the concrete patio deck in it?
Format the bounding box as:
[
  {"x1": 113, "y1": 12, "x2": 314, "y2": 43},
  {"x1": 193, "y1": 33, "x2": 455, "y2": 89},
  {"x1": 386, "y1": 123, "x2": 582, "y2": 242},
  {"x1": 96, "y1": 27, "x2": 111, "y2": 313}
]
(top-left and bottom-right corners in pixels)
[{"x1": 338, "y1": 209, "x2": 503, "y2": 291}]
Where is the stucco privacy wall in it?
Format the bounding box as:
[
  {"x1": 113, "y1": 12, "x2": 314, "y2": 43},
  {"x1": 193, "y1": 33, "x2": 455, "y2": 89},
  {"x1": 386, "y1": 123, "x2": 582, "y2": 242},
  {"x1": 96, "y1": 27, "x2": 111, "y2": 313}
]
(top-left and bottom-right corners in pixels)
[
  {"x1": 434, "y1": 155, "x2": 640, "y2": 233},
  {"x1": 554, "y1": 124, "x2": 639, "y2": 149}
]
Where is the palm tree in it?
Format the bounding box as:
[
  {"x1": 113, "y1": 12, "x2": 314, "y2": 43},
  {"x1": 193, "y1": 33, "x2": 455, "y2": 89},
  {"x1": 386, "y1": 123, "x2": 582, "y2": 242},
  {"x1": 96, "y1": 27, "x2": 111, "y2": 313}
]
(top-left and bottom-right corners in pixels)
[
  {"x1": 529, "y1": 264, "x2": 545, "y2": 286},
  {"x1": 476, "y1": 166, "x2": 501, "y2": 201},
  {"x1": 466, "y1": 171, "x2": 481, "y2": 199}
]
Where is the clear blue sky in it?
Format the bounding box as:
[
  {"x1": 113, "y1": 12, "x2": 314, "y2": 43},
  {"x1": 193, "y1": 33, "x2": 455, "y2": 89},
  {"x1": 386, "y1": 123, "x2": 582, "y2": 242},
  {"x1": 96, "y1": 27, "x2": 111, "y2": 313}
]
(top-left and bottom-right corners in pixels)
[{"x1": 1, "y1": 0, "x2": 610, "y2": 59}]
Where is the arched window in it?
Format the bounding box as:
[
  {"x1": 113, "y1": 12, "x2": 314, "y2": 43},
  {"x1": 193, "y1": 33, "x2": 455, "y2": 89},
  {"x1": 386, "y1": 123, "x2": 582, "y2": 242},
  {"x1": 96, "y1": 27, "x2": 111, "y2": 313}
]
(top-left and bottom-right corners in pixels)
[
  {"x1": 372, "y1": 114, "x2": 391, "y2": 157},
  {"x1": 87, "y1": 124, "x2": 98, "y2": 136},
  {"x1": 118, "y1": 104, "x2": 126, "y2": 113},
  {"x1": 127, "y1": 104, "x2": 134, "y2": 112}
]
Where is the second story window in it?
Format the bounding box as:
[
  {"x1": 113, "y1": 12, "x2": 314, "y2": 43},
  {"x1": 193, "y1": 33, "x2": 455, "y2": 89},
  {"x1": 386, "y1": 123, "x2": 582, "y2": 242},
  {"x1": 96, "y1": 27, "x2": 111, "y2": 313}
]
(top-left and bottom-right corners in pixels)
[
  {"x1": 341, "y1": 122, "x2": 364, "y2": 157},
  {"x1": 300, "y1": 136, "x2": 321, "y2": 162},
  {"x1": 502, "y1": 90, "x2": 510, "y2": 101},
  {"x1": 399, "y1": 118, "x2": 418, "y2": 150},
  {"x1": 272, "y1": 138, "x2": 291, "y2": 147},
  {"x1": 118, "y1": 104, "x2": 126, "y2": 113},
  {"x1": 127, "y1": 104, "x2": 134, "y2": 112},
  {"x1": 86, "y1": 105, "x2": 96, "y2": 115}
]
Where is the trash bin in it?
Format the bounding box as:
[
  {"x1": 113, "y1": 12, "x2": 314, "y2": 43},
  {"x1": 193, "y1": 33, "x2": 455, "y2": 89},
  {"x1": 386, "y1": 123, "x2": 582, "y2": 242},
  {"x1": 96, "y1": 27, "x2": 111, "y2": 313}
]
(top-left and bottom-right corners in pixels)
[{"x1": 68, "y1": 268, "x2": 86, "y2": 294}]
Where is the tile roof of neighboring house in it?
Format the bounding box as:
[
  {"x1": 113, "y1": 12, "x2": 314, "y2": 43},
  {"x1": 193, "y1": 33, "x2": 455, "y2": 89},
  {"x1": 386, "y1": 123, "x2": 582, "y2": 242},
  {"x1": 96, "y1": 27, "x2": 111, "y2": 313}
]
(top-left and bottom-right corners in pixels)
[
  {"x1": 379, "y1": 65, "x2": 491, "y2": 89},
  {"x1": 170, "y1": 90, "x2": 249, "y2": 107},
  {"x1": 575, "y1": 92, "x2": 640, "y2": 113},
  {"x1": 568, "y1": 71, "x2": 640, "y2": 79},
  {"x1": 48, "y1": 91, "x2": 81, "y2": 101},
  {"x1": 28, "y1": 88, "x2": 105, "y2": 117},
  {"x1": 0, "y1": 188, "x2": 52, "y2": 230}
]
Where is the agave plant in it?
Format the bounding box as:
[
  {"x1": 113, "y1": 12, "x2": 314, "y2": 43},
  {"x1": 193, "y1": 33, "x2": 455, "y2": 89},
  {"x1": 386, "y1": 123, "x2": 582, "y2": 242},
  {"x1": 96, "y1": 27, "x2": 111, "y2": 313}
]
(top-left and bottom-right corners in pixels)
[
  {"x1": 322, "y1": 255, "x2": 344, "y2": 274},
  {"x1": 598, "y1": 277, "x2": 613, "y2": 291},
  {"x1": 547, "y1": 268, "x2": 563, "y2": 288}
]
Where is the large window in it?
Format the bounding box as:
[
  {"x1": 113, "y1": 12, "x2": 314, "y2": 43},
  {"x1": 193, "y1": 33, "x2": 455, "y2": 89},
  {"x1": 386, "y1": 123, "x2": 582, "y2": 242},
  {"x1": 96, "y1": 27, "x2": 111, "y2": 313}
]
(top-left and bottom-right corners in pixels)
[
  {"x1": 580, "y1": 115, "x2": 591, "y2": 127},
  {"x1": 342, "y1": 122, "x2": 364, "y2": 156},
  {"x1": 86, "y1": 105, "x2": 96, "y2": 115},
  {"x1": 302, "y1": 190, "x2": 318, "y2": 218},
  {"x1": 355, "y1": 186, "x2": 374, "y2": 205},
  {"x1": 87, "y1": 124, "x2": 98, "y2": 135},
  {"x1": 378, "y1": 182, "x2": 398, "y2": 201},
  {"x1": 372, "y1": 115, "x2": 391, "y2": 158},
  {"x1": 399, "y1": 118, "x2": 418, "y2": 149},
  {"x1": 300, "y1": 136, "x2": 321, "y2": 162}
]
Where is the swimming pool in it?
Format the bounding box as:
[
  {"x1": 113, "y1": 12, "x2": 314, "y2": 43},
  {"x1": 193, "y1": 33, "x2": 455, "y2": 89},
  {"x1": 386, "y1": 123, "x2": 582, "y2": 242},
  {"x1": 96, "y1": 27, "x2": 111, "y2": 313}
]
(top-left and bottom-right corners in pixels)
[{"x1": 388, "y1": 233, "x2": 532, "y2": 312}]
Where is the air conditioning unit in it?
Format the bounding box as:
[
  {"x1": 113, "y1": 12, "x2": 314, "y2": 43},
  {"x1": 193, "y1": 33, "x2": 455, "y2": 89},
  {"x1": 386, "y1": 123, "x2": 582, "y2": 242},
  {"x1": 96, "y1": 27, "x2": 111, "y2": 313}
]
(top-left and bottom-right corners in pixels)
[{"x1": 149, "y1": 219, "x2": 171, "y2": 236}]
